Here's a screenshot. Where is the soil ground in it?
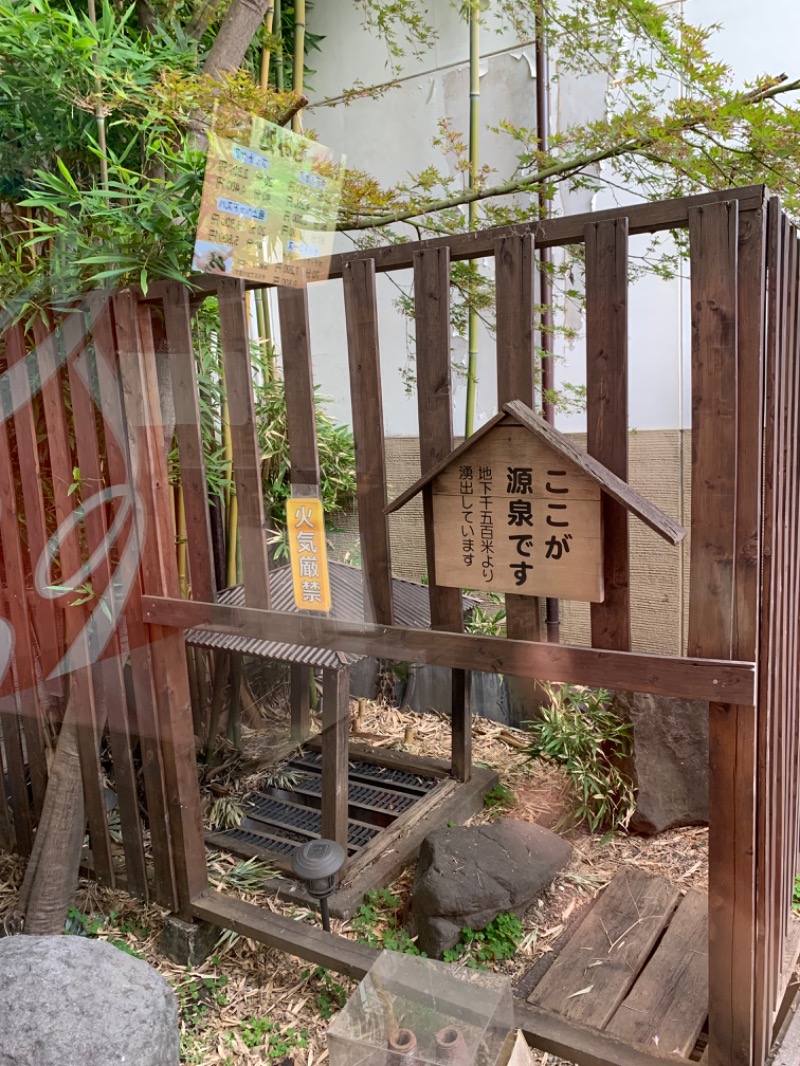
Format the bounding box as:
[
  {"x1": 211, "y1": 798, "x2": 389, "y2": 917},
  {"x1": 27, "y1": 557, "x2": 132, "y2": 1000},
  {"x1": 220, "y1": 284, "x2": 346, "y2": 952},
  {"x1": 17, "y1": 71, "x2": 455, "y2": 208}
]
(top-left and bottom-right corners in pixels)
[{"x1": 0, "y1": 698, "x2": 711, "y2": 1066}]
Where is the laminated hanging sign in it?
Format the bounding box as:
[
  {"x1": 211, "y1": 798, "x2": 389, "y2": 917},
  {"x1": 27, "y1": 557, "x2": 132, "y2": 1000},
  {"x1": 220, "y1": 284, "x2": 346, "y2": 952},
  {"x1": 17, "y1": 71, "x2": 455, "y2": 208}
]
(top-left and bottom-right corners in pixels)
[
  {"x1": 192, "y1": 117, "x2": 345, "y2": 287},
  {"x1": 287, "y1": 497, "x2": 332, "y2": 612}
]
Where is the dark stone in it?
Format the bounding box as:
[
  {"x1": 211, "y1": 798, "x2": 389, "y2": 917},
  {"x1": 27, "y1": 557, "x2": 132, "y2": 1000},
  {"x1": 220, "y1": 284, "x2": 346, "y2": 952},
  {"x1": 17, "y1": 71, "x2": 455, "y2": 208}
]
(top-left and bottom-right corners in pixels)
[
  {"x1": 0, "y1": 935, "x2": 179, "y2": 1065},
  {"x1": 612, "y1": 691, "x2": 709, "y2": 835},
  {"x1": 408, "y1": 819, "x2": 572, "y2": 958},
  {"x1": 160, "y1": 915, "x2": 219, "y2": 967}
]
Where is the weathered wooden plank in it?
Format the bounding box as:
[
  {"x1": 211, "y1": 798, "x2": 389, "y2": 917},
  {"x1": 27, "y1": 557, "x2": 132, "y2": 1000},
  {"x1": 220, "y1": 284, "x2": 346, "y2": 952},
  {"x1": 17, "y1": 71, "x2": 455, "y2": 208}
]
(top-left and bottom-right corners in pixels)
[
  {"x1": 585, "y1": 218, "x2": 631, "y2": 651},
  {"x1": 687, "y1": 201, "x2": 739, "y2": 658},
  {"x1": 757, "y1": 197, "x2": 783, "y2": 1034},
  {"x1": 3, "y1": 325, "x2": 62, "y2": 689},
  {"x1": 217, "y1": 277, "x2": 271, "y2": 608},
  {"x1": 516, "y1": 1002, "x2": 698, "y2": 1066},
  {"x1": 162, "y1": 283, "x2": 216, "y2": 604},
  {"x1": 343, "y1": 258, "x2": 394, "y2": 625},
  {"x1": 191, "y1": 888, "x2": 378, "y2": 979},
  {"x1": 135, "y1": 298, "x2": 209, "y2": 913},
  {"x1": 278, "y1": 285, "x2": 319, "y2": 490},
  {"x1": 785, "y1": 227, "x2": 800, "y2": 959},
  {"x1": 494, "y1": 233, "x2": 544, "y2": 724},
  {"x1": 143, "y1": 593, "x2": 757, "y2": 703},
  {"x1": 290, "y1": 662, "x2": 311, "y2": 743},
  {"x1": 689, "y1": 199, "x2": 756, "y2": 1066},
  {"x1": 606, "y1": 890, "x2": 708, "y2": 1055},
  {"x1": 64, "y1": 322, "x2": 149, "y2": 901},
  {"x1": 320, "y1": 666, "x2": 349, "y2": 854},
  {"x1": 32, "y1": 315, "x2": 114, "y2": 884},
  {"x1": 89, "y1": 294, "x2": 177, "y2": 907},
  {"x1": 0, "y1": 378, "x2": 48, "y2": 819},
  {"x1": 322, "y1": 186, "x2": 768, "y2": 279},
  {"x1": 113, "y1": 292, "x2": 208, "y2": 913},
  {"x1": 528, "y1": 868, "x2": 680, "y2": 1028},
  {"x1": 414, "y1": 246, "x2": 470, "y2": 781}
]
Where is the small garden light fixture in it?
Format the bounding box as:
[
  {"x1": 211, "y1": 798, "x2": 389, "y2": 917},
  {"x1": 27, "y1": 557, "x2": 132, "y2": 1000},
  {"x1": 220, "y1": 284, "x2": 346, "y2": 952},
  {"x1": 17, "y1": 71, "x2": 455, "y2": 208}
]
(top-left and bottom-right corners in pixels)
[{"x1": 291, "y1": 838, "x2": 346, "y2": 932}]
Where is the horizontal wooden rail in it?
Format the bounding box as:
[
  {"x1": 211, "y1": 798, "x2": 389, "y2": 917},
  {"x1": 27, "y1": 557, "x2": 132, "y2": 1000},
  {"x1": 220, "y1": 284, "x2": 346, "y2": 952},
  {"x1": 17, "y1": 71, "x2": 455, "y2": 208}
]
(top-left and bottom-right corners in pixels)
[
  {"x1": 192, "y1": 890, "x2": 695, "y2": 1066},
  {"x1": 142, "y1": 595, "x2": 756, "y2": 703},
  {"x1": 141, "y1": 186, "x2": 766, "y2": 302}
]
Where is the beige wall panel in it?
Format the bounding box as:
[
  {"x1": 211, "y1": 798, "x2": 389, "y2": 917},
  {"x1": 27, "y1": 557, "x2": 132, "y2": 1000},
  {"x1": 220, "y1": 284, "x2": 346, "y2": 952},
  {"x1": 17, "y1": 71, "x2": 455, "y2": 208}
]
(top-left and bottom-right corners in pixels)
[{"x1": 328, "y1": 430, "x2": 692, "y2": 657}]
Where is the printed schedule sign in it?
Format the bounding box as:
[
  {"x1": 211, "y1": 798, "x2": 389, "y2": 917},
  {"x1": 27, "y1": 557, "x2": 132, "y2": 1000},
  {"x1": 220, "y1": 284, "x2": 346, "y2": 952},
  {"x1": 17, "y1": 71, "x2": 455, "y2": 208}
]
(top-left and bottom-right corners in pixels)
[
  {"x1": 192, "y1": 117, "x2": 345, "y2": 288},
  {"x1": 287, "y1": 497, "x2": 332, "y2": 612},
  {"x1": 430, "y1": 424, "x2": 604, "y2": 602}
]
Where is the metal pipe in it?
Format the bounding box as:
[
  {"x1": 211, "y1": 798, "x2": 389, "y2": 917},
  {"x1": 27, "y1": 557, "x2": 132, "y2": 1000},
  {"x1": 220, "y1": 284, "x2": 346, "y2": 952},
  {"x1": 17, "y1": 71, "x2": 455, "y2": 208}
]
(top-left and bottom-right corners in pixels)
[
  {"x1": 535, "y1": 2, "x2": 560, "y2": 644},
  {"x1": 320, "y1": 895, "x2": 331, "y2": 932}
]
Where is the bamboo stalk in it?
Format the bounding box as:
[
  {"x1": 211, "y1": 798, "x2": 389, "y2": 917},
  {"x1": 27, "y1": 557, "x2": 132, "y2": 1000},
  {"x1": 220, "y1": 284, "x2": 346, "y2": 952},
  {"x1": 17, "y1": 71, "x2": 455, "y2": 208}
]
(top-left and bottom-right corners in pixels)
[
  {"x1": 87, "y1": 0, "x2": 109, "y2": 189},
  {"x1": 274, "y1": 0, "x2": 285, "y2": 92},
  {"x1": 292, "y1": 0, "x2": 306, "y2": 134},
  {"x1": 177, "y1": 484, "x2": 188, "y2": 597},
  {"x1": 464, "y1": 0, "x2": 480, "y2": 438},
  {"x1": 260, "y1": 0, "x2": 275, "y2": 92}
]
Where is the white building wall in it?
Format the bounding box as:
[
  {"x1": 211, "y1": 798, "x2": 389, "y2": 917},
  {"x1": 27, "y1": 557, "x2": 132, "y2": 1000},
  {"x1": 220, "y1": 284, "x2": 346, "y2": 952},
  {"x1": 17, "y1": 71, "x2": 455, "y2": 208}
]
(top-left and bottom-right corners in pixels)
[{"x1": 297, "y1": 0, "x2": 800, "y2": 437}]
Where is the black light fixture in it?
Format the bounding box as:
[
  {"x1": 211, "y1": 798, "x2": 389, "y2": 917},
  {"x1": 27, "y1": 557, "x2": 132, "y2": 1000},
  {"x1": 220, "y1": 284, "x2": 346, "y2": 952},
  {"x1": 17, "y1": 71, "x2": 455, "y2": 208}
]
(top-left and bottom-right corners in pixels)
[{"x1": 291, "y1": 838, "x2": 346, "y2": 932}]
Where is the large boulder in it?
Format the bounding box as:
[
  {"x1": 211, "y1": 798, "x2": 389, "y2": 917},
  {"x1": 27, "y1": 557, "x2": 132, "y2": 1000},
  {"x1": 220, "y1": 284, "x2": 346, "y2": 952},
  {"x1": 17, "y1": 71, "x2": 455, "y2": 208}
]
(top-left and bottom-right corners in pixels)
[
  {"x1": 0, "y1": 935, "x2": 179, "y2": 1066},
  {"x1": 408, "y1": 819, "x2": 572, "y2": 958},
  {"x1": 612, "y1": 691, "x2": 708, "y2": 835}
]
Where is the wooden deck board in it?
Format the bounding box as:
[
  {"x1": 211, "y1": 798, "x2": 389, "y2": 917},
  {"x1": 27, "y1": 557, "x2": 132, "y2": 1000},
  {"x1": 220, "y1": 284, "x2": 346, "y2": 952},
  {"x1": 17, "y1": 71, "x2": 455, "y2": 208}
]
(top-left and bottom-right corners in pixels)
[
  {"x1": 606, "y1": 890, "x2": 709, "y2": 1057},
  {"x1": 528, "y1": 868, "x2": 681, "y2": 1029}
]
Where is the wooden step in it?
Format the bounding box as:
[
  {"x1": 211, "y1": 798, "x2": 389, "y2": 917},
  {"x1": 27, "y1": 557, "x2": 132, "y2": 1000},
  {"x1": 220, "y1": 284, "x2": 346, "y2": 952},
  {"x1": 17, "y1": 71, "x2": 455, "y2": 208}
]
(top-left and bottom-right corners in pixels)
[
  {"x1": 529, "y1": 867, "x2": 681, "y2": 1029},
  {"x1": 606, "y1": 889, "x2": 708, "y2": 1057}
]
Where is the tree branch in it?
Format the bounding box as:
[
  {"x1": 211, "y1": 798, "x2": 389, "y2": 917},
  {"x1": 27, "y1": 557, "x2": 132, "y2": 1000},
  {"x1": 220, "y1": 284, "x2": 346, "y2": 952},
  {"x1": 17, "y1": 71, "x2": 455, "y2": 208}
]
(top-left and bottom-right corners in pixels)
[{"x1": 338, "y1": 75, "x2": 800, "y2": 231}]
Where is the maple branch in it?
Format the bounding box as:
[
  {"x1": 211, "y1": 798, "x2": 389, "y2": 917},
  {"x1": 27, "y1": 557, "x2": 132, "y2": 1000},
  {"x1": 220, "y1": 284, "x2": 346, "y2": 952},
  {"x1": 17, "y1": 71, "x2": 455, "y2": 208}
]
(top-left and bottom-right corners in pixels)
[{"x1": 338, "y1": 75, "x2": 800, "y2": 231}]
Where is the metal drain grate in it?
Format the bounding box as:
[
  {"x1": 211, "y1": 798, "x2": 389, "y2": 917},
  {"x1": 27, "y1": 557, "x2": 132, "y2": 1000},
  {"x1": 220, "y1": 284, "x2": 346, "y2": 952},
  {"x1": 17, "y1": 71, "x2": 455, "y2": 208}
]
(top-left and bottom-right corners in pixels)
[
  {"x1": 290, "y1": 751, "x2": 438, "y2": 796},
  {"x1": 205, "y1": 746, "x2": 442, "y2": 865},
  {"x1": 286, "y1": 772, "x2": 416, "y2": 817},
  {"x1": 246, "y1": 794, "x2": 377, "y2": 850}
]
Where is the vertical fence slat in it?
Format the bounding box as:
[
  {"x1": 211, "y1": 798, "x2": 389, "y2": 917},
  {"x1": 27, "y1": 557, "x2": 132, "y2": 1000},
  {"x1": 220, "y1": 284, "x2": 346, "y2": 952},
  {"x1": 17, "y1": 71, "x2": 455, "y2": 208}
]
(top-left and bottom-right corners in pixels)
[
  {"x1": 4, "y1": 325, "x2": 63, "y2": 690},
  {"x1": 0, "y1": 683, "x2": 13, "y2": 850},
  {"x1": 0, "y1": 424, "x2": 34, "y2": 854},
  {"x1": 32, "y1": 316, "x2": 115, "y2": 885},
  {"x1": 321, "y1": 665, "x2": 349, "y2": 852},
  {"x1": 163, "y1": 284, "x2": 216, "y2": 605},
  {"x1": 279, "y1": 283, "x2": 349, "y2": 847},
  {"x1": 782, "y1": 228, "x2": 800, "y2": 950},
  {"x1": 0, "y1": 372, "x2": 48, "y2": 819},
  {"x1": 689, "y1": 200, "x2": 756, "y2": 1066},
  {"x1": 773, "y1": 217, "x2": 794, "y2": 979},
  {"x1": 758, "y1": 199, "x2": 785, "y2": 1026},
  {"x1": 414, "y1": 247, "x2": 470, "y2": 781},
  {"x1": 139, "y1": 298, "x2": 209, "y2": 911},
  {"x1": 62, "y1": 309, "x2": 149, "y2": 900},
  {"x1": 91, "y1": 296, "x2": 177, "y2": 909},
  {"x1": 494, "y1": 234, "x2": 544, "y2": 677},
  {"x1": 217, "y1": 278, "x2": 271, "y2": 607},
  {"x1": 585, "y1": 219, "x2": 631, "y2": 651},
  {"x1": 734, "y1": 201, "x2": 771, "y2": 1062},
  {"x1": 114, "y1": 291, "x2": 208, "y2": 914},
  {"x1": 343, "y1": 259, "x2": 395, "y2": 625},
  {"x1": 278, "y1": 285, "x2": 320, "y2": 491}
]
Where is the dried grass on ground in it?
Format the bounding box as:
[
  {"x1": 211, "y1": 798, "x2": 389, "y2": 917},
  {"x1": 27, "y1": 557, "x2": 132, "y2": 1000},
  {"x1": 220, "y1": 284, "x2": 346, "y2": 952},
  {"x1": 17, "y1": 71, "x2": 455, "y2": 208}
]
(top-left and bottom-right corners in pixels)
[{"x1": 0, "y1": 698, "x2": 711, "y2": 1066}]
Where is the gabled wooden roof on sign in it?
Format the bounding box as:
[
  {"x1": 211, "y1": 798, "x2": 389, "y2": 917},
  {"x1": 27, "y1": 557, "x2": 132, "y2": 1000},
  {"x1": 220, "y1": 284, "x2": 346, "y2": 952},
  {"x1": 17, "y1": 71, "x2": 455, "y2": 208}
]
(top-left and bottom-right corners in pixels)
[{"x1": 385, "y1": 400, "x2": 687, "y2": 547}]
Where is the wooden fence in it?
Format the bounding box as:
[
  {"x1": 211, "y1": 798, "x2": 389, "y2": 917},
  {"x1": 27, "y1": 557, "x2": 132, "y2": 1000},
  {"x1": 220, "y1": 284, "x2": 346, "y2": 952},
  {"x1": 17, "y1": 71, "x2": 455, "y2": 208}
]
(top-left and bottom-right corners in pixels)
[{"x1": 0, "y1": 183, "x2": 798, "y2": 1065}]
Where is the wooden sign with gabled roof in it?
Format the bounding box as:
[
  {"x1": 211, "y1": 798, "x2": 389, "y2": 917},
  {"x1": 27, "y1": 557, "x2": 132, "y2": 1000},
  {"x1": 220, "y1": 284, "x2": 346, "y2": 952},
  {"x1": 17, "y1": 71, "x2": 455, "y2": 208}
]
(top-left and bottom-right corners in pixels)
[{"x1": 386, "y1": 401, "x2": 687, "y2": 603}]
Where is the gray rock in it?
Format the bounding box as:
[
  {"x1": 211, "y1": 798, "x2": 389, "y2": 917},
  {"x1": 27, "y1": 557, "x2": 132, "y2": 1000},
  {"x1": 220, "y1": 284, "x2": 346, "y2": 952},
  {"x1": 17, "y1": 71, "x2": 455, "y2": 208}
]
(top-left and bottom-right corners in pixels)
[
  {"x1": 408, "y1": 819, "x2": 572, "y2": 958},
  {"x1": 0, "y1": 935, "x2": 179, "y2": 1066},
  {"x1": 612, "y1": 690, "x2": 709, "y2": 835}
]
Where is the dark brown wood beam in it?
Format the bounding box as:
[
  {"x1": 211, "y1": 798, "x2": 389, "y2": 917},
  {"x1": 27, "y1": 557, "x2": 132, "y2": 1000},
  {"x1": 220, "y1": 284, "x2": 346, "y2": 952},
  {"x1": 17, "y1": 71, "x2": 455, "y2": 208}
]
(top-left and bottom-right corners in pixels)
[{"x1": 142, "y1": 594, "x2": 755, "y2": 704}]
